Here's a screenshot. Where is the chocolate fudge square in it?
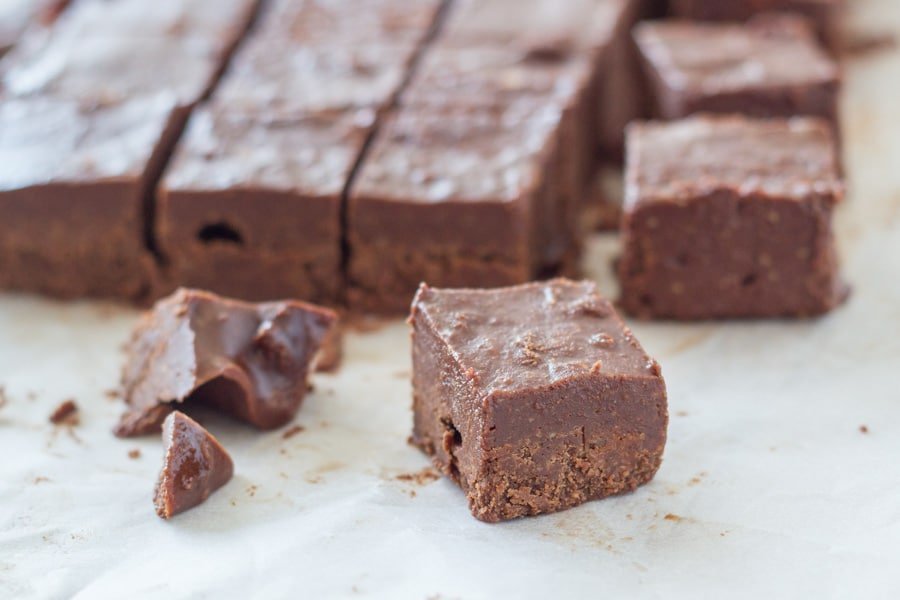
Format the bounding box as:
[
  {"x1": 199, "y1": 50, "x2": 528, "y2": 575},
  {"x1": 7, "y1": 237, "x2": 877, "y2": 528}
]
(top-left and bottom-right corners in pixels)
[
  {"x1": 619, "y1": 115, "x2": 847, "y2": 320},
  {"x1": 669, "y1": 0, "x2": 844, "y2": 52},
  {"x1": 0, "y1": 95, "x2": 181, "y2": 300},
  {"x1": 410, "y1": 279, "x2": 668, "y2": 522},
  {"x1": 633, "y1": 16, "x2": 840, "y2": 124},
  {"x1": 347, "y1": 101, "x2": 570, "y2": 314},
  {"x1": 157, "y1": 107, "x2": 372, "y2": 304}
]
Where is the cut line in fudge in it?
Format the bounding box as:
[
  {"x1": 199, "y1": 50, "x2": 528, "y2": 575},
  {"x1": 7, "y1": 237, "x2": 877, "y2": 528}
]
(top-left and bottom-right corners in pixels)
[{"x1": 114, "y1": 288, "x2": 337, "y2": 437}]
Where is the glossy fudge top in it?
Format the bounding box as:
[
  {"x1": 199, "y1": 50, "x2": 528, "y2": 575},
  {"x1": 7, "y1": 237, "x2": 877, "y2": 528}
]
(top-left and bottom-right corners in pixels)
[
  {"x1": 352, "y1": 101, "x2": 562, "y2": 204},
  {"x1": 261, "y1": 0, "x2": 442, "y2": 45},
  {"x1": 411, "y1": 279, "x2": 662, "y2": 396},
  {"x1": 403, "y1": 41, "x2": 592, "y2": 109},
  {"x1": 1, "y1": 33, "x2": 221, "y2": 107},
  {"x1": 0, "y1": 94, "x2": 176, "y2": 191},
  {"x1": 213, "y1": 36, "x2": 413, "y2": 115},
  {"x1": 634, "y1": 16, "x2": 838, "y2": 95},
  {"x1": 163, "y1": 107, "x2": 373, "y2": 195},
  {"x1": 52, "y1": 0, "x2": 258, "y2": 46},
  {"x1": 444, "y1": 0, "x2": 626, "y2": 52},
  {"x1": 625, "y1": 114, "x2": 843, "y2": 205}
]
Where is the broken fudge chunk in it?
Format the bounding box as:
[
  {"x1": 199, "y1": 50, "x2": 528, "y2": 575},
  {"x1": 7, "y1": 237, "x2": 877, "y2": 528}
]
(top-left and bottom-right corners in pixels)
[
  {"x1": 633, "y1": 15, "x2": 840, "y2": 126},
  {"x1": 618, "y1": 114, "x2": 847, "y2": 320},
  {"x1": 154, "y1": 411, "x2": 234, "y2": 519},
  {"x1": 409, "y1": 279, "x2": 668, "y2": 522},
  {"x1": 115, "y1": 288, "x2": 337, "y2": 437}
]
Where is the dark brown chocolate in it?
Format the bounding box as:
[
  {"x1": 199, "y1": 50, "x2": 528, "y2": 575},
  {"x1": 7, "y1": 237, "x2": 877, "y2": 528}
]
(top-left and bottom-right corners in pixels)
[
  {"x1": 115, "y1": 289, "x2": 337, "y2": 437},
  {"x1": 634, "y1": 16, "x2": 840, "y2": 125},
  {"x1": 410, "y1": 279, "x2": 668, "y2": 522},
  {"x1": 49, "y1": 399, "x2": 78, "y2": 425},
  {"x1": 0, "y1": 95, "x2": 181, "y2": 301},
  {"x1": 619, "y1": 114, "x2": 847, "y2": 320},
  {"x1": 156, "y1": 107, "x2": 373, "y2": 304},
  {"x1": 347, "y1": 101, "x2": 570, "y2": 314},
  {"x1": 154, "y1": 410, "x2": 234, "y2": 519},
  {"x1": 669, "y1": 0, "x2": 844, "y2": 52}
]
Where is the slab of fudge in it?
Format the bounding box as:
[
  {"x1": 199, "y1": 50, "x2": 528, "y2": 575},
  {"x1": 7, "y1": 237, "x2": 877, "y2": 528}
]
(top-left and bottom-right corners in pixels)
[
  {"x1": 156, "y1": 106, "x2": 374, "y2": 304},
  {"x1": 212, "y1": 37, "x2": 418, "y2": 117},
  {"x1": 618, "y1": 115, "x2": 847, "y2": 320},
  {"x1": 0, "y1": 94, "x2": 181, "y2": 300},
  {"x1": 633, "y1": 16, "x2": 840, "y2": 124},
  {"x1": 347, "y1": 101, "x2": 570, "y2": 314},
  {"x1": 260, "y1": 0, "x2": 443, "y2": 46},
  {"x1": 669, "y1": 0, "x2": 844, "y2": 52},
  {"x1": 410, "y1": 279, "x2": 668, "y2": 522},
  {"x1": 154, "y1": 411, "x2": 234, "y2": 519},
  {"x1": 115, "y1": 289, "x2": 337, "y2": 437}
]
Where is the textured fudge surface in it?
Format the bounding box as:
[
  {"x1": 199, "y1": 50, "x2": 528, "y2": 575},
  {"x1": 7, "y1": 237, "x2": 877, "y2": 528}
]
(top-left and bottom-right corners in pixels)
[
  {"x1": 154, "y1": 411, "x2": 234, "y2": 519},
  {"x1": 411, "y1": 279, "x2": 668, "y2": 522},
  {"x1": 115, "y1": 289, "x2": 337, "y2": 437},
  {"x1": 620, "y1": 115, "x2": 846, "y2": 319},
  {"x1": 626, "y1": 114, "x2": 844, "y2": 204}
]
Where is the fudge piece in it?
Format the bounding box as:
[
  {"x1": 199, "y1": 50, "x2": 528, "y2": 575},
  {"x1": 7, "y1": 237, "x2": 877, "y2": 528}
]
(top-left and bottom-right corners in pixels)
[
  {"x1": 633, "y1": 16, "x2": 840, "y2": 125},
  {"x1": 212, "y1": 37, "x2": 417, "y2": 116},
  {"x1": 156, "y1": 107, "x2": 374, "y2": 304},
  {"x1": 260, "y1": 0, "x2": 443, "y2": 46},
  {"x1": 347, "y1": 101, "x2": 569, "y2": 314},
  {"x1": 669, "y1": 0, "x2": 844, "y2": 52},
  {"x1": 49, "y1": 399, "x2": 79, "y2": 425},
  {"x1": 0, "y1": 95, "x2": 180, "y2": 300},
  {"x1": 154, "y1": 411, "x2": 234, "y2": 519},
  {"x1": 114, "y1": 289, "x2": 337, "y2": 437},
  {"x1": 618, "y1": 115, "x2": 847, "y2": 320},
  {"x1": 410, "y1": 279, "x2": 668, "y2": 522}
]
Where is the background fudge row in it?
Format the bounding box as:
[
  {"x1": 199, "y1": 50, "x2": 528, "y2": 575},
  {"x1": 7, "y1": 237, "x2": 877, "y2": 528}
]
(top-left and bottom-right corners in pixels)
[{"x1": 0, "y1": 0, "x2": 642, "y2": 310}]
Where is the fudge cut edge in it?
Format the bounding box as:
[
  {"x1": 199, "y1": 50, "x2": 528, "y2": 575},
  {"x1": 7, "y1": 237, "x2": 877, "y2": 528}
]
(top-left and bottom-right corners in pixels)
[{"x1": 410, "y1": 281, "x2": 668, "y2": 522}]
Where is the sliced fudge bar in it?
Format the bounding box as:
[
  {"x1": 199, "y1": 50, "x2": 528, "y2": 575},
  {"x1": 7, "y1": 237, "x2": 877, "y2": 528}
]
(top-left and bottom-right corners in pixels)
[
  {"x1": 633, "y1": 16, "x2": 840, "y2": 125},
  {"x1": 347, "y1": 101, "x2": 569, "y2": 314},
  {"x1": 154, "y1": 411, "x2": 234, "y2": 519},
  {"x1": 157, "y1": 106, "x2": 373, "y2": 304},
  {"x1": 0, "y1": 95, "x2": 181, "y2": 300},
  {"x1": 669, "y1": 0, "x2": 844, "y2": 52},
  {"x1": 619, "y1": 115, "x2": 847, "y2": 320},
  {"x1": 115, "y1": 289, "x2": 337, "y2": 437},
  {"x1": 410, "y1": 279, "x2": 668, "y2": 522}
]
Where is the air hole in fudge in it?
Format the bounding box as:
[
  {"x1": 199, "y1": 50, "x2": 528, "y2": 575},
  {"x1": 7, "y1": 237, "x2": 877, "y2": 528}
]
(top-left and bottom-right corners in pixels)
[
  {"x1": 742, "y1": 274, "x2": 758, "y2": 287},
  {"x1": 197, "y1": 222, "x2": 244, "y2": 246}
]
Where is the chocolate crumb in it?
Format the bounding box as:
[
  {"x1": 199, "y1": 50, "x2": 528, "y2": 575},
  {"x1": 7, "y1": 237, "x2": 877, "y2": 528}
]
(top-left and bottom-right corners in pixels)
[
  {"x1": 128, "y1": 449, "x2": 141, "y2": 460},
  {"x1": 49, "y1": 400, "x2": 79, "y2": 425},
  {"x1": 0, "y1": 386, "x2": 7, "y2": 410},
  {"x1": 282, "y1": 425, "x2": 305, "y2": 439},
  {"x1": 859, "y1": 425, "x2": 869, "y2": 434},
  {"x1": 34, "y1": 476, "x2": 50, "y2": 484},
  {"x1": 664, "y1": 513, "x2": 683, "y2": 522},
  {"x1": 104, "y1": 389, "x2": 121, "y2": 401},
  {"x1": 395, "y1": 467, "x2": 441, "y2": 485}
]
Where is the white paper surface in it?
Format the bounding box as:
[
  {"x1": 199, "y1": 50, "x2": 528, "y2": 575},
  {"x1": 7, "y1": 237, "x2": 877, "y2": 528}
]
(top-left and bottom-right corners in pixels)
[{"x1": 2, "y1": 2, "x2": 900, "y2": 598}]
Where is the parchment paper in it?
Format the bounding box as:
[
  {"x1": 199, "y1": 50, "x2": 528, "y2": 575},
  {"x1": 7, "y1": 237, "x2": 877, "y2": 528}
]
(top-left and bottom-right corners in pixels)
[{"x1": 1, "y1": 1, "x2": 899, "y2": 598}]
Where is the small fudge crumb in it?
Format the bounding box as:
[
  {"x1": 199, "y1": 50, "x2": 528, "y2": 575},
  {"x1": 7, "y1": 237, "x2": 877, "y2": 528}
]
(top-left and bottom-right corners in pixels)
[
  {"x1": 619, "y1": 115, "x2": 846, "y2": 320},
  {"x1": 49, "y1": 400, "x2": 79, "y2": 425},
  {"x1": 128, "y1": 449, "x2": 142, "y2": 460},
  {"x1": 0, "y1": 386, "x2": 7, "y2": 410},
  {"x1": 114, "y1": 288, "x2": 337, "y2": 437},
  {"x1": 859, "y1": 425, "x2": 869, "y2": 434},
  {"x1": 395, "y1": 467, "x2": 441, "y2": 485},
  {"x1": 664, "y1": 513, "x2": 683, "y2": 522},
  {"x1": 409, "y1": 279, "x2": 668, "y2": 522},
  {"x1": 154, "y1": 411, "x2": 234, "y2": 519},
  {"x1": 281, "y1": 425, "x2": 305, "y2": 439}
]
